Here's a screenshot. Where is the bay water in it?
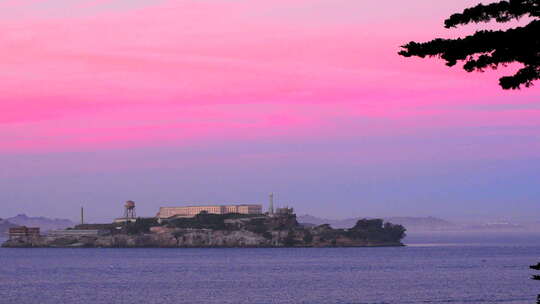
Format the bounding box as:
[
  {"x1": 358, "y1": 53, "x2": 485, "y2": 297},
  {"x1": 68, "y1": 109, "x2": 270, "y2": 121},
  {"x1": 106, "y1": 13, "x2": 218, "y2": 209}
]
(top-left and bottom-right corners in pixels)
[{"x1": 0, "y1": 232, "x2": 539, "y2": 304}]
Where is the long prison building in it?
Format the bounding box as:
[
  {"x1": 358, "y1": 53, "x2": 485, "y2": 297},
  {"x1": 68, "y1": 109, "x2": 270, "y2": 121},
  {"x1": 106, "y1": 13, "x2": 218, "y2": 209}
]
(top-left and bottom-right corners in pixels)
[{"x1": 157, "y1": 204, "x2": 262, "y2": 219}]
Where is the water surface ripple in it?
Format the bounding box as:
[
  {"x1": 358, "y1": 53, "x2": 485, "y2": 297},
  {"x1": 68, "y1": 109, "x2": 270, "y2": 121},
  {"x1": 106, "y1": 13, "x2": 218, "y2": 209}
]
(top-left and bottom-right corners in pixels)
[{"x1": 0, "y1": 234, "x2": 539, "y2": 304}]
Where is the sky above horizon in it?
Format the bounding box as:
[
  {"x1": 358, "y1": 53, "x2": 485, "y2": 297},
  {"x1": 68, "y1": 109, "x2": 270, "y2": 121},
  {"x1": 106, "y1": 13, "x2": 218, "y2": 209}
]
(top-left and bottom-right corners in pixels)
[{"x1": 1, "y1": 0, "x2": 538, "y2": 223}]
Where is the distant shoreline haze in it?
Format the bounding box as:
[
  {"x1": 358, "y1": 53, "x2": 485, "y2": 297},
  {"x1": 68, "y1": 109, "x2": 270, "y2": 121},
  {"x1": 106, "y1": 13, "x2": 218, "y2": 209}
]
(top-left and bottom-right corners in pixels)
[{"x1": 2, "y1": 214, "x2": 539, "y2": 235}]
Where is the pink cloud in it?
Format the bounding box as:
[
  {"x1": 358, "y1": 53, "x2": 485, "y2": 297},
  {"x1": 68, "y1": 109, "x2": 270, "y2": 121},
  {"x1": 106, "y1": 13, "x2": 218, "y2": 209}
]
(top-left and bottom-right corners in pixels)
[{"x1": 0, "y1": 0, "x2": 538, "y2": 162}]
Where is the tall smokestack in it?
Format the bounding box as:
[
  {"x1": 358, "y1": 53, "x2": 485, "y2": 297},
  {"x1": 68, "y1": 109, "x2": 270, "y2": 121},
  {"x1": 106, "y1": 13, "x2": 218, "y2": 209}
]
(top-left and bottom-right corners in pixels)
[
  {"x1": 81, "y1": 206, "x2": 84, "y2": 225},
  {"x1": 269, "y1": 193, "x2": 274, "y2": 215}
]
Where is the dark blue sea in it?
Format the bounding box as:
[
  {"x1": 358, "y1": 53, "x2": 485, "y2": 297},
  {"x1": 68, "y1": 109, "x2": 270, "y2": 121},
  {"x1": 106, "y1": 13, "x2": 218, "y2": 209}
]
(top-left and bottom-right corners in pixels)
[{"x1": 1, "y1": 232, "x2": 539, "y2": 304}]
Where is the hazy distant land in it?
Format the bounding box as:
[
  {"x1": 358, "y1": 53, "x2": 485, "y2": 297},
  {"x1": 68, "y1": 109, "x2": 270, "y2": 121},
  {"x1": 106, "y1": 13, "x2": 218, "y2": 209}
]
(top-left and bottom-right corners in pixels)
[
  {"x1": 0, "y1": 214, "x2": 74, "y2": 235},
  {"x1": 297, "y1": 215, "x2": 536, "y2": 233}
]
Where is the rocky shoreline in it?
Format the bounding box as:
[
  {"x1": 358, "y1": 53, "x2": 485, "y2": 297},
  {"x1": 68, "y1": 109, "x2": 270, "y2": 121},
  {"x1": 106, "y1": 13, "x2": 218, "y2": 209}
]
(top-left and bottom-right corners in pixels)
[{"x1": 2, "y1": 229, "x2": 403, "y2": 248}]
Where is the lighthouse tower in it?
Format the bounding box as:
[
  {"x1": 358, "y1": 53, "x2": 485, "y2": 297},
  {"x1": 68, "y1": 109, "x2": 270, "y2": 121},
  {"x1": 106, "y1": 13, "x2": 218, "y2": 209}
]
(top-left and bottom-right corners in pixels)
[{"x1": 269, "y1": 193, "x2": 274, "y2": 215}]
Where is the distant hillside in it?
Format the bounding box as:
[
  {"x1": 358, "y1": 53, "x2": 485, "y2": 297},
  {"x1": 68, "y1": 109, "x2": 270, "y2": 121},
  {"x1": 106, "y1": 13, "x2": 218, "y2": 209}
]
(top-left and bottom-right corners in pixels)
[
  {"x1": 0, "y1": 218, "x2": 17, "y2": 235},
  {"x1": 384, "y1": 217, "x2": 457, "y2": 231},
  {"x1": 463, "y1": 222, "x2": 526, "y2": 231},
  {"x1": 297, "y1": 215, "x2": 456, "y2": 231},
  {"x1": 5, "y1": 214, "x2": 74, "y2": 232}
]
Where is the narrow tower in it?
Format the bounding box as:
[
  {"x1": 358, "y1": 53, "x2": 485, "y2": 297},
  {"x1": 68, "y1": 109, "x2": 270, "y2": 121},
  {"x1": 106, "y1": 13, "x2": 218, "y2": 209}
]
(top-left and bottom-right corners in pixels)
[
  {"x1": 124, "y1": 200, "x2": 136, "y2": 220},
  {"x1": 269, "y1": 193, "x2": 274, "y2": 215},
  {"x1": 81, "y1": 206, "x2": 84, "y2": 225}
]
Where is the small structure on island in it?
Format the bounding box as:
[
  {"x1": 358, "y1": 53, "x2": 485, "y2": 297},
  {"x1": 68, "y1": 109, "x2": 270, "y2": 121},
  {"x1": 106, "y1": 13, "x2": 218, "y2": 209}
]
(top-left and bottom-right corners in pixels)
[
  {"x1": 266, "y1": 193, "x2": 293, "y2": 217},
  {"x1": 268, "y1": 193, "x2": 274, "y2": 215},
  {"x1": 276, "y1": 207, "x2": 294, "y2": 216},
  {"x1": 8, "y1": 226, "x2": 40, "y2": 240},
  {"x1": 125, "y1": 200, "x2": 136, "y2": 219},
  {"x1": 114, "y1": 200, "x2": 137, "y2": 224}
]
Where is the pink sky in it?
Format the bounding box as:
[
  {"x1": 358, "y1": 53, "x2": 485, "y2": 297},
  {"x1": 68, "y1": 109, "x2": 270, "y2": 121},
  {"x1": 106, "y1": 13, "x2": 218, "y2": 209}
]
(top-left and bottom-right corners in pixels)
[{"x1": 1, "y1": 0, "x2": 539, "y2": 221}]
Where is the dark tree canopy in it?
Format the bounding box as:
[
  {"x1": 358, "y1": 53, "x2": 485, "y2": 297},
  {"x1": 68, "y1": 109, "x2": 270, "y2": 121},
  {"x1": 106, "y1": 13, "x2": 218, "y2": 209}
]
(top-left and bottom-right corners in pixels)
[{"x1": 399, "y1": 0, "x2": 540, "y2": 89}]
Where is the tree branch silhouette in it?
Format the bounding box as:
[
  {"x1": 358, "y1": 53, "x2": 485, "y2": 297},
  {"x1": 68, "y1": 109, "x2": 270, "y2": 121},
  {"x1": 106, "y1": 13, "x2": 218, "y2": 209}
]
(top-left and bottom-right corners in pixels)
[{"x1": 399, "y1": 0, "x2": 540, "y2": 89}]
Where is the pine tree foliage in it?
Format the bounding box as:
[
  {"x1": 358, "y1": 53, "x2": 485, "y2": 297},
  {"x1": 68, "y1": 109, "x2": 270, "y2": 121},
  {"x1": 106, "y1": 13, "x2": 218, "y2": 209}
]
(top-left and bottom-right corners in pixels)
[{"x1": 399, "y1": 0, "x2": 540, "y2": 89}]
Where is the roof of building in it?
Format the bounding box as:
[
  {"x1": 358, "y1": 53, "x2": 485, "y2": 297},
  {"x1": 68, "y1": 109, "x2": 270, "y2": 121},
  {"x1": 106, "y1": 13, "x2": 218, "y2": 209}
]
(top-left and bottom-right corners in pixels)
[{"x1": 159, "y1": 204, "x2": 262, "y2": 208}]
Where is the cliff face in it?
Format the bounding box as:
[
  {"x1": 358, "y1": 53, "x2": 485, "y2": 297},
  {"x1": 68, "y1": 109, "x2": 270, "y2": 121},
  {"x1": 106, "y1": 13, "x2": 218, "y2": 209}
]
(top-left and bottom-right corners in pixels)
[
  {"x1": 2, "y1": 215, "x2": 406, "y2": 248},
  {"x1": 2, "y1": 228, "x2": 402, "y2": 248}
]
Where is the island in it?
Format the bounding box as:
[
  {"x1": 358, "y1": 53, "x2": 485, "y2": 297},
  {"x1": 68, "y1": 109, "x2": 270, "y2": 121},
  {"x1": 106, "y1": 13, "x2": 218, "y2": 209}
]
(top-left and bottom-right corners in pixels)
[{"x1": 1, "y1": 210, "x2": 406, "y2": 248}]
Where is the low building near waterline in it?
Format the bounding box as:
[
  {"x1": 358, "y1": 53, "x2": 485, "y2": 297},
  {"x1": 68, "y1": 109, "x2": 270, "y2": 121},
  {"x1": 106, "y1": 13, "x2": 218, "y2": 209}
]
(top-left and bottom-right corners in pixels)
[
  {"x1": 8, "y1": 226, "x2": 40, "y2": 240},
  {"x1": 47, "y1": 229, "x2": 107, "y2": 237}
]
